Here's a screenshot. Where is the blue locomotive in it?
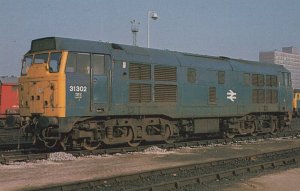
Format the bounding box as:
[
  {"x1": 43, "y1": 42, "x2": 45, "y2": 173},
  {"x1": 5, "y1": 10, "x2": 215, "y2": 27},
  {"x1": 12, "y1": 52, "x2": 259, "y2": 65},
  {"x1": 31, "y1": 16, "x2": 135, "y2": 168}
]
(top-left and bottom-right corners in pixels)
[{"x1": 19, "y1": 37, "x2": 293, "y2": 150}]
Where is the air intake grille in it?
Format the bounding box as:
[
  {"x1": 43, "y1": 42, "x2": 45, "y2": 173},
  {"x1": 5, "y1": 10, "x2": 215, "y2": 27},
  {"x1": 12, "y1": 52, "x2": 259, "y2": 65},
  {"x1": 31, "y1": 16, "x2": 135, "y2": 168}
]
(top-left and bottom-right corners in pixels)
[
  {"x1": 129, "y1": 83, "x2": 151, "y2": 103},
  {"x1": 252, "y1": 74, "x2": 264, "y2": 86},
  {"x1": 209, "y1": 87, "x2": 216, "y2": 103},
  {"x1": 154, "y1": 84, "x2": 177, "y2": 102},
  {"x1": 266, "y1": 89, "x2": 278, "y2": 103},
  {"x1": 266, "y1": 75, "x2": 278, "y2": 87},
  {"x1": 154, "y1": 65, "x2": 177, "y2": 81},
  {"x1": 252, "y1": 89, "x2": 265, "y2": 103},
  {"x1": 129, "y1": 63, "x2": 151, "y2": 80}
]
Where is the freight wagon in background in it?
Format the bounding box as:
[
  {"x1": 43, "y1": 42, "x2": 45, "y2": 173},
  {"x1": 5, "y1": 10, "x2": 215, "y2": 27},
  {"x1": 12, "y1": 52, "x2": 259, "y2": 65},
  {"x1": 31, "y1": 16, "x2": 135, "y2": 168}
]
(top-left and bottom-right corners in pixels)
[
  {"x1": 0, "y1": 76, "x2": 19, "y2": 128},
  {"x1": 19, "y1": 37, "x2": 293, "y2": 150}
]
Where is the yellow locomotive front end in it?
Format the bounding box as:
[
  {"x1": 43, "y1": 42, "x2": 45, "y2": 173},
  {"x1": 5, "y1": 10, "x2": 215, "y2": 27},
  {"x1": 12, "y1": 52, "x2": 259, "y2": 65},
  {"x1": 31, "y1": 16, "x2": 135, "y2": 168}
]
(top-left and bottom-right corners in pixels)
[
  {"x1": 19, "y1": 48, "x2": 68, "y2": 148},
  {"x1": 19, "y1": 51, "x2": 67, "y2": 117}
]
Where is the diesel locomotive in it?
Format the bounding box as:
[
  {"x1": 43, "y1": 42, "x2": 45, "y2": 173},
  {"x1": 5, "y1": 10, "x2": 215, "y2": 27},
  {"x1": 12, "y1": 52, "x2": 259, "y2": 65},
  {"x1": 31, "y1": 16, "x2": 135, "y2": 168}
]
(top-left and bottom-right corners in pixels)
[{"x1": 19, "y1": 37, "x2": 293, "y2": 150}]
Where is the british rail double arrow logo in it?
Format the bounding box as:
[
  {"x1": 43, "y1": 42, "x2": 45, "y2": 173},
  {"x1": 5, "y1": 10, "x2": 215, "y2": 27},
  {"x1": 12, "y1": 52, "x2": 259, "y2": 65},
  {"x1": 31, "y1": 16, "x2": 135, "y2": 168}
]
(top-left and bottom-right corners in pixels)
[{"x1": 227, "y1": 89, "x2": 237, "y2": 102}]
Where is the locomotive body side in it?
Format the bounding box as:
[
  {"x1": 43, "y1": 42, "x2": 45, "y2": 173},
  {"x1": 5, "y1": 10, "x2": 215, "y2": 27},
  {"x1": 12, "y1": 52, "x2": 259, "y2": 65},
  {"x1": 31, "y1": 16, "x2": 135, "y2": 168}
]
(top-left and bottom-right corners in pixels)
[{"x1": 19, "y1": 37, "x2": 293, "y2": 150}]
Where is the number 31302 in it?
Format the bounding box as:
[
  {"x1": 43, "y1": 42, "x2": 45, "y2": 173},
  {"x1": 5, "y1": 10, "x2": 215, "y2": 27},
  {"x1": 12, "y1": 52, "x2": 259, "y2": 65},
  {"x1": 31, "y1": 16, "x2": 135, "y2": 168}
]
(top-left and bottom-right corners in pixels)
[{"x1": 69, "y1": 85, "x2": 87, "y2": 92}]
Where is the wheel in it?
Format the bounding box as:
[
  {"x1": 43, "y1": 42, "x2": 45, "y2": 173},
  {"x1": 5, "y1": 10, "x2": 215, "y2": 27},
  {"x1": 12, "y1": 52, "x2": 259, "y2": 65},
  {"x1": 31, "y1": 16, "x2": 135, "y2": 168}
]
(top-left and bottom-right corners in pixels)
[
  {"x1": 40, "y1": 128, "x2": 58, "y2": 149},
  {"x1": 127, "y1": 128, "x2": 141, "y2": 147},
  {"x1": 250, "y1": 131, "x2": 257, "y2": 136},
  {"x1": 270, "y1": 120, "x2": 277, "y2": 135},
  {"x1": 164, "y1": 125, "x2": 176, "y2": 144},
  {"x1": 224, "y1": 131, "x2": 235, "y2": 139},
  {"x1": 82, "y1": 138, "x2": 101, "y2": 150},
  {"x1": 250, "y1": 123, "x2": 257, "y2": 136}
]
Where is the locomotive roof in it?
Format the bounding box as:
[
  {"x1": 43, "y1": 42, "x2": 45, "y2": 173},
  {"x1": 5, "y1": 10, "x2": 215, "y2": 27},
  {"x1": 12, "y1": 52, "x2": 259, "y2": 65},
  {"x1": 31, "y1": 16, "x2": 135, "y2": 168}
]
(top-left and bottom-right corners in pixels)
[
  {"x1": 0, "y1": 76, "x2": 18, "y2": 85},
  {"x1": 29, "y1": 37, "x2": 289, "y2": 74}
]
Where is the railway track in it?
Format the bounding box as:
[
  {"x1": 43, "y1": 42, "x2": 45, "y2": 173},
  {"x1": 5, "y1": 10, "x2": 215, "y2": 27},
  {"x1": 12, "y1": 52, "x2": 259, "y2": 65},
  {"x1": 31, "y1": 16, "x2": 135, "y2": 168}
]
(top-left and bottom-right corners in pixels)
[
  {"x1": 24, "y1": 145, "x2": 300, "y2": 191},
  {"x1": 0, "y1": 127, "x2": 32, "y2": 151},
  {"x1": 0, "y1": 118, "x2": 299, "y2": 153},
  {"x1": 1, "y1": 129, "x2": 300, "y2": 165}
]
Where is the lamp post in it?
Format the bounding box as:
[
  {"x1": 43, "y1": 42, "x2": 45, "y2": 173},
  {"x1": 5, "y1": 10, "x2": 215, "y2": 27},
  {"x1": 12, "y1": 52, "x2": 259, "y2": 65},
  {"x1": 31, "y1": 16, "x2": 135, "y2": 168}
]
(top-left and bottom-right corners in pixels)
[{"x1": 147, "y1": 10, "x2": 159, "y2": 48}]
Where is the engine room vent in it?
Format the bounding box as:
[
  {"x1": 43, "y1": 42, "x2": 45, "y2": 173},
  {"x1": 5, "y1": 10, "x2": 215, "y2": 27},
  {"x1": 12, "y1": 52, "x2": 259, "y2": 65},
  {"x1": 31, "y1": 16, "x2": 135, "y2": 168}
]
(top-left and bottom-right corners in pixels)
[
  {"x1": 129, "y1": 63, "x2": 151, "y2": 80},
  {"x1": 266, "y1": 89, "x2": 278, "y2": 103},
  {"x1": 154, "y1": 65, "x2": 177, "y2": 82},
  {"x1": 252, "y1": 74, "x2": 265, "y2": 86},
  {"x1": 129, "y1": 83, "x2": 151, "y2": 103},
  {"x1": 209, "y1": 87, "x2": 216, "y2": 104},
  {"x1": 266, "y1": 75, "x2": 278, "y2": 87},
  {"x1": 252, "y1": 89, "x2": 265, "y2": 103},
  {"x1": 154, "y1": 84, "x2": 177, "y2": 102}
]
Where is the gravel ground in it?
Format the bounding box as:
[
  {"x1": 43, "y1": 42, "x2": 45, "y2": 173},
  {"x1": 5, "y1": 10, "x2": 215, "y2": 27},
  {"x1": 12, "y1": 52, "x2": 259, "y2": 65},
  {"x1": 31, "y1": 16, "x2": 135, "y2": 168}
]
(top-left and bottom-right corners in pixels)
[{"x1": 0, "y1": 137, "x2": 300, "y2": 191}]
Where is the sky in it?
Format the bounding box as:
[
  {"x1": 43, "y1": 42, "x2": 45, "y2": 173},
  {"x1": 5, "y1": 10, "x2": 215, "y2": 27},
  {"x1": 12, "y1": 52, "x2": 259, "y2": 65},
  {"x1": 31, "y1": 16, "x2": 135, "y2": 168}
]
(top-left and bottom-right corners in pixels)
[{"x1": 0, "y1": 0, "x2": 299, "y2": 76}]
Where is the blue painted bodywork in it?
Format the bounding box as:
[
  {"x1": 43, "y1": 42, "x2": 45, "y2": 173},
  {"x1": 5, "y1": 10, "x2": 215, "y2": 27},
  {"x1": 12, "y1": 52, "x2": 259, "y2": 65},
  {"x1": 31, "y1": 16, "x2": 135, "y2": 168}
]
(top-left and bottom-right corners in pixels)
[{"x1": 31, "y1": 37, "x2": 293, "y2": 120}]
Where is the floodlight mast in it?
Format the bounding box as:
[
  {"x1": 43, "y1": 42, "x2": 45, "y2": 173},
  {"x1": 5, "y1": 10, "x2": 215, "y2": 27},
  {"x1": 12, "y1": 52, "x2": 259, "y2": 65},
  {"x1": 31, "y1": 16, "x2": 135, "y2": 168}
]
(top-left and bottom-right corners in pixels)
[
  {"x1": 147, "y1": 10, "x2": 159, "y2": 48},
  {"x1": 130, "y1": 20, "x2": 140, "y2": 46}
]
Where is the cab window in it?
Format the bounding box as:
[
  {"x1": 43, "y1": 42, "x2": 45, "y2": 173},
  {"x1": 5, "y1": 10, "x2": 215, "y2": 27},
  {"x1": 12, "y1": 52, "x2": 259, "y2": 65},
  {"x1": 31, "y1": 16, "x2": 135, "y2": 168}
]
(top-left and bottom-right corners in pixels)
[
  {"x1": 34, "y1": 53, "x2": 49, "y2": 64},
  {"x1": 21, "y1": 55, "x2": 33, "y2": 75},
  {"x1": 49, "y1": 52, "x2": 62, "y2": 73},
  {"x1": 92, "y1": 54, "x2": 105, "y2": 75},
  {"x1": 77, "y1": 53, "x2": 90, "y2": 74},
  {"x1": 66, "y1": 52, "x2": 90, "y2": 74},
  {"x1": 66, "y1": 52, "x2": 76, "y2": 73}
]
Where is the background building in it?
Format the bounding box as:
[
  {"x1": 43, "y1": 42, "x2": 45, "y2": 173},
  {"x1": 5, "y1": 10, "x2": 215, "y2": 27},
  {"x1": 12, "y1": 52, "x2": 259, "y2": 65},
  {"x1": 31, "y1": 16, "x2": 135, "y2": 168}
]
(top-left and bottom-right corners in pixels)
[{"x1": 259, "y1": 47, "x2": 300, "y2": 89}]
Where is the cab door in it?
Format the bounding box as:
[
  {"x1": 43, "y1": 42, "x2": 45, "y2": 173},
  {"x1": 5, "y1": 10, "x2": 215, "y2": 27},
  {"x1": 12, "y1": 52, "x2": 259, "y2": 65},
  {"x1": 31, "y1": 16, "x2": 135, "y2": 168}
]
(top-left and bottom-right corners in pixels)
[
  {"x1": 66, "y1": 52, "x2": 91, "y2": 116},
  {"x1": 91, "y1": 54, "x2": 109, "y2": 113}
]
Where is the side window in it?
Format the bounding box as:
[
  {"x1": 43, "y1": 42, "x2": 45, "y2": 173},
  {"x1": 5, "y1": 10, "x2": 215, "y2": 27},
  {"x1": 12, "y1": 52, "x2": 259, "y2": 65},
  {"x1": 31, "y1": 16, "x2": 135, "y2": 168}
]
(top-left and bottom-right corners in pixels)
[
  {"x1": 92, "y1": 54, "x2": 105, "y2": 75},
  {"x1": 77, "y1": 53, "x2": 90, "y2": 74},
  {"x1": 218, "y1": 71, "x2": 225, "y2": 84},
  {"x1": 66, "y1": 52, "x2": 76, "y2": 73},
  {"x1": 49, "y1": 52, "x2": 62, "y2": 73},
  {"x1": 187, "y1": 68, "x2": 196, "y2": 83}
]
